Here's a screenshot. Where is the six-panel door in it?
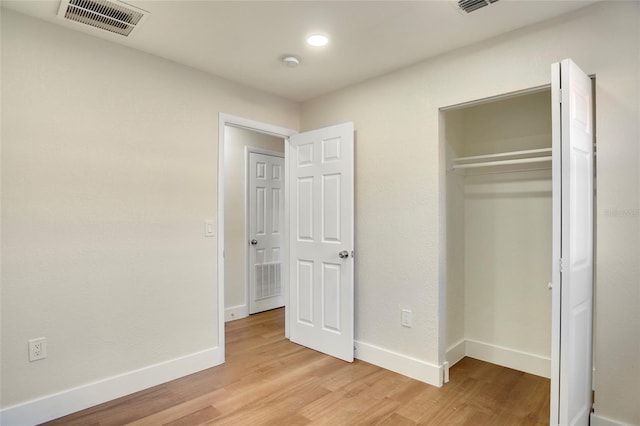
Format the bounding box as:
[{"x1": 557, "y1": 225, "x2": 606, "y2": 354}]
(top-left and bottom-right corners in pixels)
[
  {"x1": 289, "y1": 122, "x2": 354, "y2": 362},
  {"x1": 249, "y1": 152, "x2": 285, "y2": 314}
]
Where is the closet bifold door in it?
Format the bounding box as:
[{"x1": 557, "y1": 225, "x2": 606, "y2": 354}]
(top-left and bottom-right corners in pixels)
[{"x1": 550, "y1": 58, "x2": 595, "y2": 426}]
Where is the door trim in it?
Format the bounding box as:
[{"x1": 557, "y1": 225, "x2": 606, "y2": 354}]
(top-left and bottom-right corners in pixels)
[
  {"x1": 245, "y1": 148, "x2": 285, "y2": 314},
  {"x1": 218, "y1": 113, "x2": 297, "y2": 361}
]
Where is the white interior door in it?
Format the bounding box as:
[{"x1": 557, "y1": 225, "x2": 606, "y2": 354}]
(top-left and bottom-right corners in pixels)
[
  {"x1": 551, "y1": 58, "x2": 594, "y2": 426},
  {"x1": 289, "y1": 122, "x2": 354, "y2": 362},
  {"x1": 249, "y1": 151, "x2": 285, "y2": 314}
]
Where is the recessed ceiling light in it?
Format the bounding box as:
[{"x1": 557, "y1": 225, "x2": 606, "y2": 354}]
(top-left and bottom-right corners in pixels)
[{"x1": 306, "y1": 34, "x2": 329, "y2": 47}]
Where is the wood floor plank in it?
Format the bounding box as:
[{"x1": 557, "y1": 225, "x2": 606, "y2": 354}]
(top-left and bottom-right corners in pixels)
[
  {"x1": 163, "y1": 406, "x2": 222, "y2": 426},
  {"x1": 42, "y1": 308, "x2": 550, "y2": 425},
  {"x1": 376, "y1": 412, "x2": 417, "y2": 426},
  {"x1": 127, "y1": 389, "x2": 228, "y2": 426}
]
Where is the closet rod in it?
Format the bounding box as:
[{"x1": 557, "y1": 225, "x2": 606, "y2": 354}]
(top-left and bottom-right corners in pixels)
[
  {"x1": 458, "y1": 166, "x2": 551, "y2": 176},
  {"x1": 452, "y1": 148, "x2": 552, "y2": 163},
  {"x1": 452, "y1": 156, "x2": 552, "y2": 170}
]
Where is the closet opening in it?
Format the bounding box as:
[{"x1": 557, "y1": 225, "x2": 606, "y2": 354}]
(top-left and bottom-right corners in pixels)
[{"x1": 442, "y1": 87, "x2": 554, "y2": 382}]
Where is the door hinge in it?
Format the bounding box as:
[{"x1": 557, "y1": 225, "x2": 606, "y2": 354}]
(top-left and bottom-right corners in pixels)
[
  {"x1": 558, "y1": 88, "x2": 562, "y2": 104},
  {"x1": 559, "y1": 258, "x2": 565, "y2": 273}
]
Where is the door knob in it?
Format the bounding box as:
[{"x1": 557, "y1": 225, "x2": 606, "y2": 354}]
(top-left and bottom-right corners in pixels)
[
  {"x1": 250, "y1": 239, "x2": 258, "y2": 245},
  {"x1": 338, "y1": 250, "x2": 349, "y2": 259}
]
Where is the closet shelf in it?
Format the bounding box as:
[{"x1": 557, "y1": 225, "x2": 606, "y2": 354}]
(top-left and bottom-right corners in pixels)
[{"x1": 451, "y1": 148, "x2": 551, "y2": 170}]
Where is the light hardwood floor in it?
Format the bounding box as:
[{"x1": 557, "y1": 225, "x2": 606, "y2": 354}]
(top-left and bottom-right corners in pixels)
[{"x1": 44, "y1": 308, "x2": 550, "y2": 425}]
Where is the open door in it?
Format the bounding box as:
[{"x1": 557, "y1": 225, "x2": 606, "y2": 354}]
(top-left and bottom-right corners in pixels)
[
  {"x1": 551, "y1": 59, "x2": 594, "y2": 425},
  {"x1": 288, "y1": 122, "x2": 354, "y2": 362}
]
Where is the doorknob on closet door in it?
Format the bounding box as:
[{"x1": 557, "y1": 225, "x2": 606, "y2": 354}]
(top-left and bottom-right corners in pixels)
[
  {"x1": 250, "y1": 239, "x2": 258, "y2": 245},
  {"x1": 338, "y1": 250, "x2": 349, "y2": 259}
]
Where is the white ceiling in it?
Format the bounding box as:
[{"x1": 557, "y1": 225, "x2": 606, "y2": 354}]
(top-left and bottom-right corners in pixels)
[{"x1": 2, "y1": 0, "x2": 598, "y2": 102}]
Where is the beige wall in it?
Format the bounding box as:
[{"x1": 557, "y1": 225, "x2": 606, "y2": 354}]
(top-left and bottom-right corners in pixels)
[
  {"x1": 223, "y1": 126, "x2": 284, "y2": 315},
  {"x1": 301, "y1": 2, "x2": 639, "y2": 423},
  {"x1": 2, "y1": 2, "x2": 639, "y2": 424},
  {"x1": 0, "y1": 9, "x2": 298, "y2": 408}
]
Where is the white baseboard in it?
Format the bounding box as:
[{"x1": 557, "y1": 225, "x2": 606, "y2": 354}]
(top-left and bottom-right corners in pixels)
[
  {"x1": 225, "y1": 304, "x2": 248, "y2": 322},
  {"x1": 354, "y1": 340, "x2": 443, "y2": 387},
  {"x1": 590, "y1": 413, "x2": 629, "y2": 426},
  {"x1": 0, "y1": 346, "x2": 224, "y2": 426},
  {"x1": 446, "y1": 339, "x2": 466, "y2": 367},
  {"x1": 465, "y1": 339, "x2": 550, "y2": 378}
]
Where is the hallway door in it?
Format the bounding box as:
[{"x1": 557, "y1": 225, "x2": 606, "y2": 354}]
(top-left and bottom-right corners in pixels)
[{"x1": 249, "y1": 151, "x2": 285, "y2": 314}]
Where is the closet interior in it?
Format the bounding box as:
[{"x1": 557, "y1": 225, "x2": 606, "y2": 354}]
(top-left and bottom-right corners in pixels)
[{"x1": 444, "y1": 89, "x2": 553, "y2": 379}]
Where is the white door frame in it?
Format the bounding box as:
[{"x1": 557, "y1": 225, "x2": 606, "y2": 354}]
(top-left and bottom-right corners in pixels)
[
  {"x1": 217, "y1": 113, "x2": 297, "y2": 360},
  {"x1": 245, "y1": 147, "x2": 285, "y2": 314}
]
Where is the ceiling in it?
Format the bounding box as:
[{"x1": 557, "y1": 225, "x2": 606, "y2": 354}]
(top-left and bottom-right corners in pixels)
[{"x1": 2, "y1": 0, "x2": 598, "y2": 102}]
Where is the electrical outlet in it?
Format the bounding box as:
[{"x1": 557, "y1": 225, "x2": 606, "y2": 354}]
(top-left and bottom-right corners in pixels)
[
  {"x1": 401, "y1": 309, "x2": 413, "y2": 327},
  {"x1": 29, "y1": 337, "x2": 47, "y2": 362}
]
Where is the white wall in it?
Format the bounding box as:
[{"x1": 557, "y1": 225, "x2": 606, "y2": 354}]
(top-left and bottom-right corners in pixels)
[
  {"x1": 446, "y1": 91, "x2": 553, "y2": 377},
  {"x1": 458, "y1": 91, "x2": 552, "y2": 157},
  {"x1": 223, "y1": 126, "x2": 283, "y2": 319},
  {"x1": 464, "y1": 172, "x2": 552, "y2": 372},
  {"x1": 301, "y1": 2, "x2": 639, "y2": 424},
  {"x1": 444, "y1": 110, "x2": 466, "y2": 355},
  {"x1": 463, "y1": 92, "x2": 552, "y2": 365},
  {"x1": 0, "y1": 8, "x2": 298, "y2": 420}
]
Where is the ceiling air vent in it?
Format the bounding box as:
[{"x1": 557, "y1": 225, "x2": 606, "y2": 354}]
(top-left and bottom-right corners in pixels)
[
  {"x1": 458, "y1": 0, "x2": 499, "y2": 14},
  {"x1": 58, "y1": 0, "x2": 149, "y2": 37}
]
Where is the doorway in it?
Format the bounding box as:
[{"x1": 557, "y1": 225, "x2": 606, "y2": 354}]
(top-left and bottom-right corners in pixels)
[
  {"x1": 218, "y1": 115, "x2": 356, "y2": 364},
  {"x1": 217, "y1": 114, "x2": 297, "y2": 351},
  {"x1": 223, "y1": 126, "x2": 285, "y2": 320}
]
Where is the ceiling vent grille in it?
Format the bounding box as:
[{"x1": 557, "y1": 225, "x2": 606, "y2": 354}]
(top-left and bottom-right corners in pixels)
[
  {"x1": 58, "y1": 0, "x2": 149, "y2": 37},
  {"x1": 458, "y1": 0, "x2": 499, "y2": 14}
]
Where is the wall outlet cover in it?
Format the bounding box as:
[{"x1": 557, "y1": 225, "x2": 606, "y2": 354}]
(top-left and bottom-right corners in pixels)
[{"x1": 29, "y1": 337, "x2": 47, "y2": 361}]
